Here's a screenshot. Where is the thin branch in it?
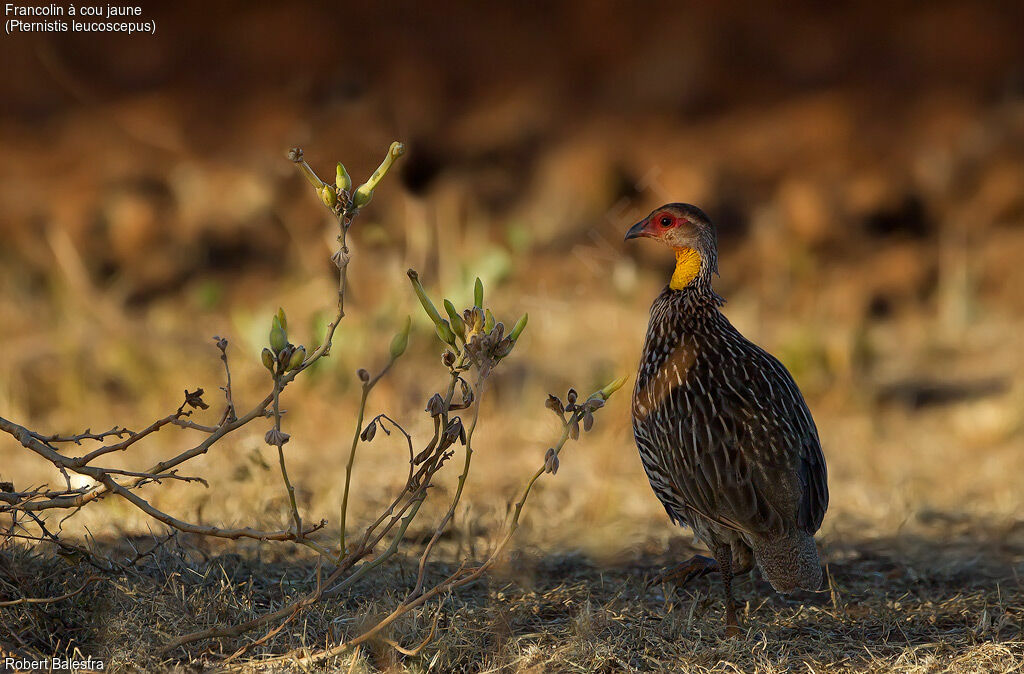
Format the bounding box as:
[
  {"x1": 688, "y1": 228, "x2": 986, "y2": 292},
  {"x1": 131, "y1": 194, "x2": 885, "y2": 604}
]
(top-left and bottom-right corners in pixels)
[
  {"x1": 214, "y1": 336, "x2": 238, "y2": 423},
  {"x1": 338, "y1": 355, "x2": 397, "y2": 557},
  {"x1": 30, "y1": 425, "x2": 132, "y2": 445},
  {"x1": 271, "y1": 378, "x2": 303, "y2": 538},
  {"x1": 0, "y1": 576, "x2": 99, "y2": 607}
]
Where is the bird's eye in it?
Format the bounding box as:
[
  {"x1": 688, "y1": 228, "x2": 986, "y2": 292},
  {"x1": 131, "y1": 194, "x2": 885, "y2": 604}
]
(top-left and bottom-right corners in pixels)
[{"x1": 659, "y1": 216, "x2": 673, "y2": 227}]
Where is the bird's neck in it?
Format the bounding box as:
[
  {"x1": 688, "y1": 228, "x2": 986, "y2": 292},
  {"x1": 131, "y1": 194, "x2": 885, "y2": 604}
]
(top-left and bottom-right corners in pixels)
[{"x1": 670, "y1": 248, "x2": 702, "y2": 291}]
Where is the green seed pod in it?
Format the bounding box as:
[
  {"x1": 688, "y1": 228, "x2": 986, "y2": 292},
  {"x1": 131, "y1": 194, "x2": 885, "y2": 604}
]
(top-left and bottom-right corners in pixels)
[
  {"x1": 290, "y1": 149, "x2": 325, "y2": 190},
  {"x1": 484, "y1": 308, "x2": 495, "y2": 333},
  {"x1": 598, "y1": 375, "x2": 628, "y2": 400},
  {"x1": 336, "y1": 162, "x2": 351, "y2": 192},
  {"x1": 351, "y1": 141, "x2": 406, "y2": 209},
  {"x1": 406, "y1": 269, "x2": 446, "y2": 329},
  {"x1": 443, "y1": 299, "x2": 466, "y2": 341},
  {"x1": 318, "y1": 185, "x2": 337, "y2": 208},
  {"x1": 261, "y1": 348, "x2": 275, "y2": 372},
  {"x1": 509, "y1": 312, "x2": 528, "y2": 341},
  {"x1": 352, "y1": 183, "x2": 373, "y2": 208},
  {"x1": 287, "y1": 345, "x2": 306, "y2": 371},
  {"x1": 435, "y1": 319, "x2": 456, "y2": 346},
  {"x1": 270, "y1": 315, "x2": 288, "y2": 354},
  {"x1": 390, "y1": 316, "x2": 411, "y2": 359},
  {"x1": 474, "y1": 277, "x2": 484, "y2": 309}
]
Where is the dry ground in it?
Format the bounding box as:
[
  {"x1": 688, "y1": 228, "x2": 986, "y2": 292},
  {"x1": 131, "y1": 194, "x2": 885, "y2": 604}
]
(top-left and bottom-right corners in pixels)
[{"x1": 1, "y1": 514, "x2": 1022, "y2": 672}]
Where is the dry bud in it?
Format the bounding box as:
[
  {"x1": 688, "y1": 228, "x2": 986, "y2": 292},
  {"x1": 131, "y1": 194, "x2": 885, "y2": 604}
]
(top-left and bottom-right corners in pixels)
[
  {"x1": 544, "y1": 448, "x2": 559, "y2": 475},
  {"x1": 459, "y1": 378, "x2": 474, "y2": 407},
  {"x1": 357, "y1": 368, "x2": 370, "y2": 383},
  {"x1": 360, "y1": 420, "x2": 377, "y2": 442},
  {"x1": 567, "y1": 388, "x2": 578, "y2": 405},
  {"x1": 425, "y1": 393, "x2": 445, "y2": 417},
  {"x1": 583, "y1": 410, "x2": 595, "y2": 432},
  {"x1": 442, "y1": 417, "x2": 464, "y2": 445},
  {"x1": 463, "y1": 307, "x2": 485, "y2": 340},
  {"x1": 545, "y1": 395, "x2": 564, "y2": 416},
  {"x1": 184, "y1": 388, "x2": 209, "y2": 410},
  {"x1": 261, "y1": 348, "x2": 275, "y2": 372},
  {"x1": 265, "y1": 428, "x2": 290, "y2": 446},
  {"x1": 493, "y1": 338, "x2": 514, "y2": 359},
  {"x1": 442, "y1": 351, "x2": 456, "y2": 367}
]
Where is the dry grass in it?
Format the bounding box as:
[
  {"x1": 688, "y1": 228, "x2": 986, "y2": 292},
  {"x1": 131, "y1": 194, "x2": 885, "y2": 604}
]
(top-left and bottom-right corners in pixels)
[
  {"x1": 1, "y1": 518, "x2": 1021, "y2": 672},
  {"x1": 2, "y1": 231, "x2": 1023, "y2": 671}
]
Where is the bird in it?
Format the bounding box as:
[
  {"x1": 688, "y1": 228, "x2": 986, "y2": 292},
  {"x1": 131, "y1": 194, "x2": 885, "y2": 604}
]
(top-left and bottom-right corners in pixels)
[{"x1": 625, "y1": 203, "x2": 828, "y2": 635}]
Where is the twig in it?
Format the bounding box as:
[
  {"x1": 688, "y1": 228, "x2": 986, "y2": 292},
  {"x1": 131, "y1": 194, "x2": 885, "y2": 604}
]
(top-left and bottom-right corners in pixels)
[
  {"x1": 270, "y1": 378, "x2": 303, "y2": 539},
  {"x1": 0, "y1": 575, "x2": 99, "y2": 607},
  {"x1": 338, "y1": 356, "x2": 398, "y2": 557},
  {"x1": 214, "y1": 336, "x2": 238, "y2": 423},
  {"x1": 30, "y1": 425, "x2": 132, "y2": 445}
]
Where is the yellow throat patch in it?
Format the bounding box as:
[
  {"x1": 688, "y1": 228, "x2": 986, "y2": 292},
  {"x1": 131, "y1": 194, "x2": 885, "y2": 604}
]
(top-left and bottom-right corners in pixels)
[{"x1": 670, "y1": 248, "x2": 702, "y2": 290}]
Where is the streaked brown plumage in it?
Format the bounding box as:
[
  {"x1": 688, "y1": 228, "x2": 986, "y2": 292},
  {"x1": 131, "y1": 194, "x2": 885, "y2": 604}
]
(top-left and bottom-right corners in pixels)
[{"x1": 625, "y1": 203, "x2": 828, "y2": 634}]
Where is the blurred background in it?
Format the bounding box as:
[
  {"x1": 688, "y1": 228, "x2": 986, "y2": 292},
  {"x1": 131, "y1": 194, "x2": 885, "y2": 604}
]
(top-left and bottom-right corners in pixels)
[{"x1": 1, "y1": 1, "x2": 1022, "y2": 560}]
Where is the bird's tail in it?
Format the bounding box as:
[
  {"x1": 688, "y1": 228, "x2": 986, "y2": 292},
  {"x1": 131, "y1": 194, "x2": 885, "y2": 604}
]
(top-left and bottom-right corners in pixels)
[{"x1": 751, "y1": 529, "x2": 822, "y2": 594}]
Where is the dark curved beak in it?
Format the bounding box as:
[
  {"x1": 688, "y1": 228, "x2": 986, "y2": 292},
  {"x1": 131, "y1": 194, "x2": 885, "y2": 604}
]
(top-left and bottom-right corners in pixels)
[{"x1": 624, "y1": 218, "x2": 649, "y2": 241}]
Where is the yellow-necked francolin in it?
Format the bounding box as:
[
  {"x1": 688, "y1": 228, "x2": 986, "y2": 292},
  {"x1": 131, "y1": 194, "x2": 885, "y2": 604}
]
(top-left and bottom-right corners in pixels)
[{"x1": 626, "y1": 203, "x2": 828, "y2": 635}]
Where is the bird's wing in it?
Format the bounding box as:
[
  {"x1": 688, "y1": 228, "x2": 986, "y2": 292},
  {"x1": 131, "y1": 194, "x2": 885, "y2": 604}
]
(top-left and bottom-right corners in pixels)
[
  {"x1": 638, "y1": 337, "x2": 828, "y2": 537},
  {"x1": 702, "y1": 340, "x2": 829, "y2": 535}
]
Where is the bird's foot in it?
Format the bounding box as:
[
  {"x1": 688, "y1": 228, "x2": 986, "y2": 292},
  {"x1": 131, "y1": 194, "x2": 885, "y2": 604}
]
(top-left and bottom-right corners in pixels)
[{"x1": 646, "y1": 554, "x2": 718, "y2": 589}]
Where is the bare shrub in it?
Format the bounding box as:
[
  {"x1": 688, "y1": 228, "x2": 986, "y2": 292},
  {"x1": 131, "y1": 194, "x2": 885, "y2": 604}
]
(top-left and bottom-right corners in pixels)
[{"x1": 0, "y1": 143, "x2": 625, "y2": 662}]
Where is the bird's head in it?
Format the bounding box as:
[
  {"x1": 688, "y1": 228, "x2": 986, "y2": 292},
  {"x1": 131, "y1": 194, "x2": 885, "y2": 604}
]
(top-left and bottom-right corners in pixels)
[{"x1": 624, "y1": 203, "x2": 718, "y2": 291}]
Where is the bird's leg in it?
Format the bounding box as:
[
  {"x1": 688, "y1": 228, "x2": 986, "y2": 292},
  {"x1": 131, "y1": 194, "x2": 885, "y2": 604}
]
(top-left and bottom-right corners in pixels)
[
  {"x1": 646, "y1": 554, "x2": 718, "y2": 588},
  {"x1": 713, "y1": 545, "x2": 741, "y2": 637}
]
